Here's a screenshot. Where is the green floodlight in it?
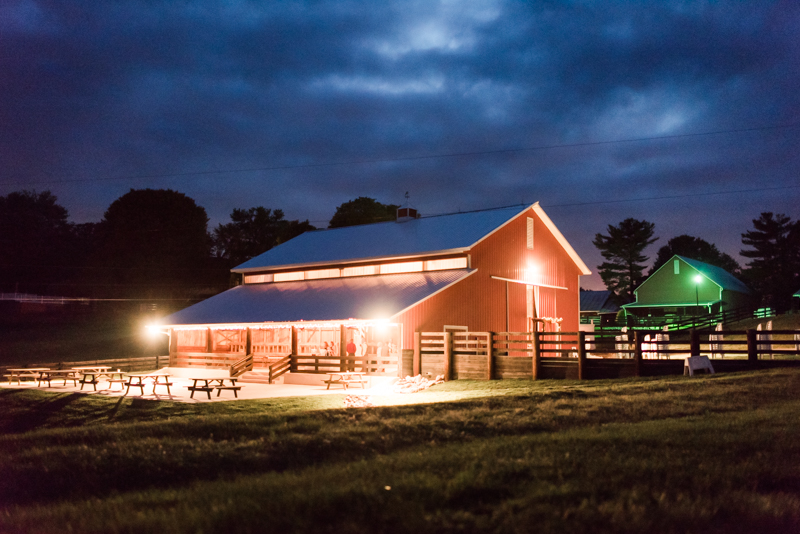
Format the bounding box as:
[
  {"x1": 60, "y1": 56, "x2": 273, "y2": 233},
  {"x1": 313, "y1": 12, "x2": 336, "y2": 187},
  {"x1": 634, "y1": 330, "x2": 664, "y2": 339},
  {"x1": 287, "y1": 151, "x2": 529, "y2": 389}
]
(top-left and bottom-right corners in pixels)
[{"x1": 693, "y1": 274, "x2": 703, "y2": 284}]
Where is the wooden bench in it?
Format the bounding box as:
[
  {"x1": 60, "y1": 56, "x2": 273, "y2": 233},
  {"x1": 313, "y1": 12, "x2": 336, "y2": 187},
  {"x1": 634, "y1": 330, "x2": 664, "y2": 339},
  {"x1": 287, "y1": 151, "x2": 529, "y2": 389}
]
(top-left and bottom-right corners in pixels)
[
  {"x1": 187, "y1": 386, "x2": 215, "y2": 399},
  {"x1": 215, "y1": 385, "x2": 243, "y2": 398},
  {"x1": 4, "y1": 372, "x2": 39, "y2": 384},
  {"x1": 38, "y1": 370, "x2": 80, "y2": 387},
  {"x1": 105, "y1": 371, "x2": 128, "y2": 391}
]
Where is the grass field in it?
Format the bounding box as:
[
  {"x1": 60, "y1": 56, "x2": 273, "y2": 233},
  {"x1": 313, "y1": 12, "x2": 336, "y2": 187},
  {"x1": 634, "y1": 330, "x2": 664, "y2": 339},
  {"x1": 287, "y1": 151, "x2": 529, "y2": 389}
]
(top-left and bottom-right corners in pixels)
[{"x1": 1, "y1": 369, "x2": 799, "y2": 533}]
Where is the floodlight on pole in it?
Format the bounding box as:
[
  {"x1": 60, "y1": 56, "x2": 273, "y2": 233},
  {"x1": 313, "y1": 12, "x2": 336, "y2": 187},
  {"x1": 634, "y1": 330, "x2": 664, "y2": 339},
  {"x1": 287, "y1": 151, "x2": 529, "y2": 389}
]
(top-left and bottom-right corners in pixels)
[{"x1": 693, "y1": 274, "x2": 702, "y2": 329}]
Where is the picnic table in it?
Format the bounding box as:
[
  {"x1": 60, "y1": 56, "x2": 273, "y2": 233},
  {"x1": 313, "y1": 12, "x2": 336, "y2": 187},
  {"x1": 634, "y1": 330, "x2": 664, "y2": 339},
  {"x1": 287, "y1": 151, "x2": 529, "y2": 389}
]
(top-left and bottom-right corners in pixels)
[
  {"x1": 72, "y1": 366, "x2": 112, "y2": 391},
  {"x1": 4, "y1": 368, "x2": 50, "y2": 385},
  {"x1": 187, "y1": 377, "x2": 242, "y2": 399},
  {"x1": 324, "y1": 371, "x2": 367, "y2": 390},
  {"x1": 124, "y1": 372, "x2": 173, "y2": 396},
  {"x1": 37, "y1": 369, "x2": 80, "y2": 387}
]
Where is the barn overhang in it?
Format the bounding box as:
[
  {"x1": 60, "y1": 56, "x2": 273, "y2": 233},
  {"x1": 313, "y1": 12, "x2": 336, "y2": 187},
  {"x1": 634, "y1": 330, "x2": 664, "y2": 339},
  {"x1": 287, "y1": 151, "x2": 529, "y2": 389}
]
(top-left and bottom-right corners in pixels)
[{"x1": 159, "y1": 269, "x2": 473, "y2": 327}]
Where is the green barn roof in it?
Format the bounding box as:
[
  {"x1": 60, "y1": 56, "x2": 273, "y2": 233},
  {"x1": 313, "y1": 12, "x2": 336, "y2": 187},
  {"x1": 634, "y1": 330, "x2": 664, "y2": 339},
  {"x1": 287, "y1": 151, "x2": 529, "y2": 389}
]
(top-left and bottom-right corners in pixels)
[{"x1": 677, "y1": 256, "x2": 751, "y2": 294}]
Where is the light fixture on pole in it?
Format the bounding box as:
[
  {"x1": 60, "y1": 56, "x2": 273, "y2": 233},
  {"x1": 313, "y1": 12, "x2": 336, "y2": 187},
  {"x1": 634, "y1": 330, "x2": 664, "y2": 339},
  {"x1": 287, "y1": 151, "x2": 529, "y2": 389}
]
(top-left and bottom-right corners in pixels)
[{"x1": 693, "y1": 274, "x2": 702, "y2": 329}]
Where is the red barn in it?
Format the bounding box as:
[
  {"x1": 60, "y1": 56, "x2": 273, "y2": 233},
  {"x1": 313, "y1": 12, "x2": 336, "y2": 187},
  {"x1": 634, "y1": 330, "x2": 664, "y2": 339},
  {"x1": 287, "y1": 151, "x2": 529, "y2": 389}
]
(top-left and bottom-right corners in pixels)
[{"x1": 159, "y1": 203, "x2": 590, "y2": 376}]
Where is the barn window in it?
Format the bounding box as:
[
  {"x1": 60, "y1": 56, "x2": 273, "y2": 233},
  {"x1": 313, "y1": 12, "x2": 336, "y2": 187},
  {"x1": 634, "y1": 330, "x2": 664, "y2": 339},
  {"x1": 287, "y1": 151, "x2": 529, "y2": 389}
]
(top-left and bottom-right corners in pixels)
[
  {"x1": 674, "y1": 260, "x2": 680, "y2": 275},
  {"x1": 425, "y1": 257, "x2": 468, "y2": 271},
  {"x1": 527, "y1": 218, "x2": 534, "y2": 249},
  {"x1": 274, "y1": 271, "x2": 305, "y2": 282},
  {"x1": 244, "y1": 273, "x2": 273, "y2": 284}
]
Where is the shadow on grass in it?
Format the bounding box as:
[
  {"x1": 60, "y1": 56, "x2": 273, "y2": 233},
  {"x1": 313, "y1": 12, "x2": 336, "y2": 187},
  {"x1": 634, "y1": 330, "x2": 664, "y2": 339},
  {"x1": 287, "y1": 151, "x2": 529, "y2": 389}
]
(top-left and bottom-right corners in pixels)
[{"x1": 0, "y1": 390, "x2": 85, "y2": 433}]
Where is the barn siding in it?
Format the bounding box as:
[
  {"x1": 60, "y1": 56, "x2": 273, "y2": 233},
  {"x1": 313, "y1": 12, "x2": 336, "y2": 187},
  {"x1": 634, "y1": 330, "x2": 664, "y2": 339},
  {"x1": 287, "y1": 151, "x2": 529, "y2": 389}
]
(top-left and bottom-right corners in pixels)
[{"x1": 394, "y1": 206, "x2": 584, "y2": 349}]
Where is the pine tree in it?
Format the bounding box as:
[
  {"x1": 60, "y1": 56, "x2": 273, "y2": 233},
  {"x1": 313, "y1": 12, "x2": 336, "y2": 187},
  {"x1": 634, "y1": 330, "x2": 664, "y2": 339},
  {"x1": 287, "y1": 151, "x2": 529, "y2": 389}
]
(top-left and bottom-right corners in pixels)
[
  {"x1": 741, "y1": 212, "x2": 799, "y2": 311},
  {"x1": 593, "y1": 218, "x2": 658, "y2": 304}
]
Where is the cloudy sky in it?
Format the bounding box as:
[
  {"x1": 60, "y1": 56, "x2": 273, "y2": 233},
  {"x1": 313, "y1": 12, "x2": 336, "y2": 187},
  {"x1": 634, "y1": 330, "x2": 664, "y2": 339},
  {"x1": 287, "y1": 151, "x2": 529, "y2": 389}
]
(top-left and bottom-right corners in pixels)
[{"x1": 2, "y1": 0, "x2": 798, "y2": 289}]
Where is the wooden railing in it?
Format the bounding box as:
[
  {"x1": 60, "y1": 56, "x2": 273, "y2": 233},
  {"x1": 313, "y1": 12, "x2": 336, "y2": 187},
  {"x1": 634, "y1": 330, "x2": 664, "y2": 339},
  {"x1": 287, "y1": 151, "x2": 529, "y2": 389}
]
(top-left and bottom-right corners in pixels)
[
  {"x1": 269, "y1": 356, "x2": 292, "y2": 384},
  {"x1": 230, "y1": 353, "x2": 254, "y2": 377},
  {"x1": 173, "y1": 351, "x2": 244, "y2": 369},
  {"x1": 290, "y1": 354, "x2": 400, "y2": 376}
]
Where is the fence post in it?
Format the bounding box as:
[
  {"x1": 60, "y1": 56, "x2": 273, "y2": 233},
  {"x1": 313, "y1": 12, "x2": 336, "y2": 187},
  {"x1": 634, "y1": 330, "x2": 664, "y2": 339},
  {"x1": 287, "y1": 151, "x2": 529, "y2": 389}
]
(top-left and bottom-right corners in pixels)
[
  {"x1": 532, "y1": 331, "x2": 541, "y2": 380},
  {"x1": 291, "y1": 326, "x2": 298, "y2": 373},
  {"x1": 443, "y1": 331, "x2": 452, "y2": 381},
  {"x1": 413, "y1": 332, "x2": 421, "y2": 376},
  {"x1": 634, "y1": 330, "x2": 643, "y2": 377},
  {"x1": 577, "y1": 331, "x2": 586, "y2": 380},
  {"x1": 746, "y1": 329, "x2": 757, "y2": 365},
  {"x1": 690, "y1": 329, "x2": 700, "y2": 357},
  {"x1": 486, "y1": 332, "x2": 494, "y2": 380}
]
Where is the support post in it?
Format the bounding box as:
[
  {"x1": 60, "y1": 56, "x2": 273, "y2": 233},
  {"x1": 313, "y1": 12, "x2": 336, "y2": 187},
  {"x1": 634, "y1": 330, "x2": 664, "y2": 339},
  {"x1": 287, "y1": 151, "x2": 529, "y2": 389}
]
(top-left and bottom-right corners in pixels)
[
  {"x1": 746, "y1": 329, "x2": 757, "y2": 365},
  {"x1": 532, "y1": 330, "x2": 541, "y2": 380},
  {"x1": 634, "y1": 330, "x2": 643, "y2": 377},
  {"x1": 291, "y1": 326, "x2": 298, "y2": 373},
  {"x1": 168, "y1": 328, "x2": 177, "y2": 367},
  {"x1": 690, "y1": 329, "x2": 700, "y2": 357},
  {"x1": 486, "y1": 332, "x2": 494, "y2": 380},
  {"x1": 443, "y1": 331, "x2": 452, "y2": 381},
  {"x1": 413, "y1": 332, "x2": 421, "y2": 376},
  {"x1": 577, "y1": 331, "x2": 586, "y2": 380},
  {"x1": 340, "y1": 324, "x2": 347, "y2": 372},
  {"x1": 206, "y1": 327, "x2": 213, "y2": 353},
  {"x1": 245, "y1": 327, "x2": 252, "y2": 357}
]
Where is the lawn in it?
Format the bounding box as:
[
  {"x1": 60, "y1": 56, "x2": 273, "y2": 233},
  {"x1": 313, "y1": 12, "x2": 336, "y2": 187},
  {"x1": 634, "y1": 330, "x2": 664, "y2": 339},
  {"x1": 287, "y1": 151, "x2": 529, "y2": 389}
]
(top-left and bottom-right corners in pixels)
[{"x1": 1, "y1": 369, "x2": 799, "y2": 533}]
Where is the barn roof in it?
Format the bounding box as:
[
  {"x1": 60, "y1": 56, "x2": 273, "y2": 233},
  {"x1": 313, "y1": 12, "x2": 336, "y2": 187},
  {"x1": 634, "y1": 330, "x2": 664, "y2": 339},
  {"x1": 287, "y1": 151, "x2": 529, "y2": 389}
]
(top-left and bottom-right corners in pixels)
[
  {"x1": 160, "y1": 269, "x2": 472, "y2": 325},
  {"x1": 233, "y1": 203, "x2": 590, "y2": 275},
  {"x1": 579, "y1": 290, "x2": 619, "y2": 314},
  {"x1": 678, "y1": 256, "x2": 751, "y2": 294}
]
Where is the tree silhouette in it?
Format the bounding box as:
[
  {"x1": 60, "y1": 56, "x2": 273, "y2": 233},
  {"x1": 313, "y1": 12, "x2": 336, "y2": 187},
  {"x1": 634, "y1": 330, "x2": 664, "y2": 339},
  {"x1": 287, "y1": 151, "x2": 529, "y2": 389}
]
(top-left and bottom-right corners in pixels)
[
  {"x1": 0, "y1": 190, "x2": 75, "y2": 293},
  {"x1": 593, "y1": 218, "x2": 658, "y2": 304},
  {"x1": 328, "y1": 197, "x2": 399, "y2": 228},
  {"x1": 741, "y1": 212, "x2": 799, "y2": 311},
  {"x1": 90, "y1": 189, "x2": 214, "y2": 298},
  {"x1": 649, "y1": 235, "x2": 740, "y2": 276},
  {"x1": 212, "y1": 207, "x2": 315, "y2": 267}
]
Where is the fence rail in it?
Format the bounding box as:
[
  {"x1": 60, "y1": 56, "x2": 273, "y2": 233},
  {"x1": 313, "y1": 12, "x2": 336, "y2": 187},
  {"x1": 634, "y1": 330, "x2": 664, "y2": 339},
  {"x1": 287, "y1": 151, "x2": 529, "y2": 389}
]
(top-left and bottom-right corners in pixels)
[
  {"x1": 408, "y1": 328, "x2": 800, "y2": 381},
  {"x1": 1, "y1": 355, "x2": 163, "y2": 375},
  {"x1": 290, "y1": 354, "x2": 399, "y2": 376}
]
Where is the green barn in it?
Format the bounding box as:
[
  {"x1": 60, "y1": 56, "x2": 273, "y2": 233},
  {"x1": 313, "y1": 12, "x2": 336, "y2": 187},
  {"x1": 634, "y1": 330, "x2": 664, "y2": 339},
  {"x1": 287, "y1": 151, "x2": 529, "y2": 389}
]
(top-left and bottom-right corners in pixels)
[{"x1": 621, "y1": 255, "x2": 752, "y2": 325}]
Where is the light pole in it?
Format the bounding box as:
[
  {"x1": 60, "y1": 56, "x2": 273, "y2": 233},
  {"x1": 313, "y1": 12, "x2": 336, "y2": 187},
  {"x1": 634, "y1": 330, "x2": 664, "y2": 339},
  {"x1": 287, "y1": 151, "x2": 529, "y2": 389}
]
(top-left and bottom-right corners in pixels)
[{"x1": 693, "y1": 274, "x2": 702, "y2": 329}]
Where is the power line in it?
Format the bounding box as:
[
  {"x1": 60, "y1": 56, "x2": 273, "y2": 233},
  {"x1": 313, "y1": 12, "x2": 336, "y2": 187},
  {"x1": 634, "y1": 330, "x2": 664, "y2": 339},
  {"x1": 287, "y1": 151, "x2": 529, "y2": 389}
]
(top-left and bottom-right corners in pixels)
[
  {"x1": 544, "y1": 184, "x2": 800, "y2": 209},
  {"x1": 3, "y1": 123, "x2": 798, "y2": 187}
]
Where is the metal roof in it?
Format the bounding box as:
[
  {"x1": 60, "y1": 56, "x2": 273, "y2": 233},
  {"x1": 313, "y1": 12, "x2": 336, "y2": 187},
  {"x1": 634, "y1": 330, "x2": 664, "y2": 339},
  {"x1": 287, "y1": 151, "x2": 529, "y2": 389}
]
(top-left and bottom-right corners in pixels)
[
  {"x1": 622, "y1": 300, "x2": 721, "y2": 309},
  {"x1": 678, "y1": 256, "x2": 752, "y2": 294},
  {"x1": 160, "y1": 269, "x2": 472, "y2": 325},
  {"x1": 580, "y1": 290, "x2": 620, "y2": 313},
  {"x1": 234, "y1": 205, "x2": 528, "y2": 272}
]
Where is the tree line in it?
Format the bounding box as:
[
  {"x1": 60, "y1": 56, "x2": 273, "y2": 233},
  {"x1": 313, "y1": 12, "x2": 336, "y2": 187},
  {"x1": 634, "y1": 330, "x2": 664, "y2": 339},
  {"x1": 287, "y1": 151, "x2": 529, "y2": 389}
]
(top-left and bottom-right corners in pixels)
[
  {"x1": 0, "y1": 189, "x2": 398, "y2": 300},
  {"x1": 593, "y1": 215, "x2": 800, "y2": 312}
]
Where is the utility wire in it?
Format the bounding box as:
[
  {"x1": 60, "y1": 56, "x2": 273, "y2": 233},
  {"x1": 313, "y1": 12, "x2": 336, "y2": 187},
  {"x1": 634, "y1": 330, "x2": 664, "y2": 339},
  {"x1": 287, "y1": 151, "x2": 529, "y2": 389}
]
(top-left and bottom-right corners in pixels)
[{"x1": 3, "y1": 123, "x2": 798, "y2": 187}]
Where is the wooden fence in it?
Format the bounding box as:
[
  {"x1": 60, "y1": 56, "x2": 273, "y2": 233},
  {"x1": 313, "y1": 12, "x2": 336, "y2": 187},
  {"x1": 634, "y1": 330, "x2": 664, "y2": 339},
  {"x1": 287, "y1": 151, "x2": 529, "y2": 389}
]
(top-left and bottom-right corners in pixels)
[
  {"x1": 404, "y1": 329, "x2": 800, "y2": 381},
  {"x1": 1, "y1": 355, "x2": 163, "y2": 376},
  {"x1": 290, "y1": 353, "x2": 399, "y2": 376}
]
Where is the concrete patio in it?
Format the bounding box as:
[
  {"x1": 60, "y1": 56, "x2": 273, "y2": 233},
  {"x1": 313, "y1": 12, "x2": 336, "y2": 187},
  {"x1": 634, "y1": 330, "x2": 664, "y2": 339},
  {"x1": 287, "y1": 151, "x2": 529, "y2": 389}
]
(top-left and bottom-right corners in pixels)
[{"x1": 1, "y1": 367, "x2": 399, "y2": 403}]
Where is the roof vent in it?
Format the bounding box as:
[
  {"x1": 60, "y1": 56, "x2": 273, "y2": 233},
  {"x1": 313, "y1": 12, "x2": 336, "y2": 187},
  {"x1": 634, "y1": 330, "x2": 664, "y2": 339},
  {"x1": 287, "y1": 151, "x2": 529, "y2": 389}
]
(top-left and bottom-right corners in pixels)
[{"x1": 396, "y1": 192, "x2": 419, "y2": 223}]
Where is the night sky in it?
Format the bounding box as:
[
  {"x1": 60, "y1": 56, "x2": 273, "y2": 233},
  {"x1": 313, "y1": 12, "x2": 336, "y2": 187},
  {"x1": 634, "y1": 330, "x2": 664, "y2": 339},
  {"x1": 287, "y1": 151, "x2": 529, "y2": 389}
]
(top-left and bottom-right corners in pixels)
[{"x1": 2, "y1": 1, "x2": 798, "y2": 290}]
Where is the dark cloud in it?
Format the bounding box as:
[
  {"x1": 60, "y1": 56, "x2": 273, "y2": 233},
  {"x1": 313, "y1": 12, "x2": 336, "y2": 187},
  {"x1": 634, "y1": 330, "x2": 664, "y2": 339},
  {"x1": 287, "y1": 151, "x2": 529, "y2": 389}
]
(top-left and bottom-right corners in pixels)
[{"x1": 1, "y1": 0, "x2": 798, "y2": 289}]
